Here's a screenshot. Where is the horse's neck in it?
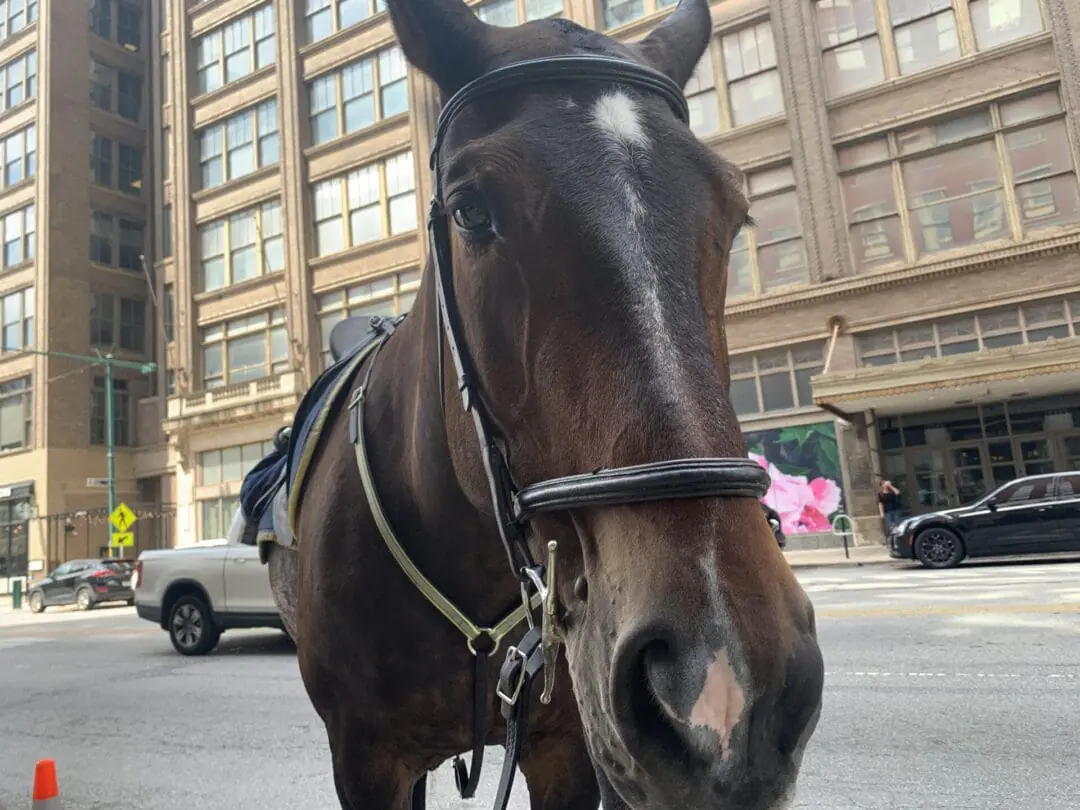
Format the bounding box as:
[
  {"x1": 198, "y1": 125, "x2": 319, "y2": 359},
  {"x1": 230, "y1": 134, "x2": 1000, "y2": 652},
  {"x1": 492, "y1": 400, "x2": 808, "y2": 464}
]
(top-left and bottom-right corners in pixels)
[{"x1": 364, "y1": 292, "x2": 522, "y2": 620}]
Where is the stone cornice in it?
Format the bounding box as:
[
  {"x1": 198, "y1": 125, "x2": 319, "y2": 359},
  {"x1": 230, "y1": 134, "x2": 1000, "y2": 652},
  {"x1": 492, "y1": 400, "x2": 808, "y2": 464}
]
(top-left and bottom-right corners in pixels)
[{"x1": 727, "y1": 230, "x2": 1080, "y2": 319}]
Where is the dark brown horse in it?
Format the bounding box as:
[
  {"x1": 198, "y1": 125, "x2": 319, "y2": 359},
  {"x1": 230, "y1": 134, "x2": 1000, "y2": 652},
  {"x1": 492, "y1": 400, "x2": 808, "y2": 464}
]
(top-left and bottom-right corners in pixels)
[{"x1": 264, "y1": 0, "x2": 823, "y2": 807}]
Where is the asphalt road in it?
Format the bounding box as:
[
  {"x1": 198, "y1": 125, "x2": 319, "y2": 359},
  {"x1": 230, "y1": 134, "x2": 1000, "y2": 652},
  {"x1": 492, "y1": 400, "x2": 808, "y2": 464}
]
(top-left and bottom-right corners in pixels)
[{"x1": 1, "y1": 558, "x2": 1078, "y2": 810}]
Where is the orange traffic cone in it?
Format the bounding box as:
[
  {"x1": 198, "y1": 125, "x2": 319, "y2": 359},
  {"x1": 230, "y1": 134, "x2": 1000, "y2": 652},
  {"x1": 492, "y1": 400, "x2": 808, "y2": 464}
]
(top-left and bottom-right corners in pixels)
[{"x1": 31, "y1": 758, "x2": 59, "y2": 808}]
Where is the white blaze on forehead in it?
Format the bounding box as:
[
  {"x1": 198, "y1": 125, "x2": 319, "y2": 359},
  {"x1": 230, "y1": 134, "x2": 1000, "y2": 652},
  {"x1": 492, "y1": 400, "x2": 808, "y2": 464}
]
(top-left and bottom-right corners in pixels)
[
  {"x1": 689, "y1": 649, "x2": 747, "y2": 761},
  {"x1": 589, "y1": 90, "x2": 686, "y2": 380},
  {"x1": 591, "y1": 90, "x2": 649, "y2": 151}
]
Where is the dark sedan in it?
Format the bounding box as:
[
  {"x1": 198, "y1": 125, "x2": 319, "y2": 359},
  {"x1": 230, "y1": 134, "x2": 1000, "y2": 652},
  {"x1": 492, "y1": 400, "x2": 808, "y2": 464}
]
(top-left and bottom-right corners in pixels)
[
  {"x1": 26, "y1": 558, "x2": 136, "y2": 613},
  {"x1": 889, "y1": 471, "x2": 1080, "y2": 569}
]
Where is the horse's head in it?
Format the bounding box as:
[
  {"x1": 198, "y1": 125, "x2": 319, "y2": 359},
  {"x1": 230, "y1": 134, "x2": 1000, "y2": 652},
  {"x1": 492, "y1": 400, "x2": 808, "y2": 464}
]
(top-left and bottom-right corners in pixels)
[{"x1": 386, "y1": 0, "x2": 823, "y2": 806}]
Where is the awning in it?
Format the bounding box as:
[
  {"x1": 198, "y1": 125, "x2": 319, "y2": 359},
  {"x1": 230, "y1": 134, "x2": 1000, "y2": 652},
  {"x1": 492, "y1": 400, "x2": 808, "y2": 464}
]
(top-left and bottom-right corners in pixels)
[{"x1": 810, "y1": 336, "x2": 1080, "y2": 418}]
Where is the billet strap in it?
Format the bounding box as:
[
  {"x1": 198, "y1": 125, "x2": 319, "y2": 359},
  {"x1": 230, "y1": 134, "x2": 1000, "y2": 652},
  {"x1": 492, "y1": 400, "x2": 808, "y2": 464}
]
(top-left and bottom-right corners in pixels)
[{"x1": 493, "y1": 627, "x2": 546, "y2": 810}]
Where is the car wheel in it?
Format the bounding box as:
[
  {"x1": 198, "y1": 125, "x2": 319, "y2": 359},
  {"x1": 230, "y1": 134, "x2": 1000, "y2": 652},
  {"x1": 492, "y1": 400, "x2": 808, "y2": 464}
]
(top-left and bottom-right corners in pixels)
[
  {"x1": 914, "y1": 527, "x2": 965, "y2": 569},
  {"x1": 168, "y1": 595, "x2": 221, "y2": 656},
  {"x1": 76, "y1": 586, "x2": 95, "y2": 611},
  {"x1": 28, "y1": 590, "x2": 45, "y2": 613}
]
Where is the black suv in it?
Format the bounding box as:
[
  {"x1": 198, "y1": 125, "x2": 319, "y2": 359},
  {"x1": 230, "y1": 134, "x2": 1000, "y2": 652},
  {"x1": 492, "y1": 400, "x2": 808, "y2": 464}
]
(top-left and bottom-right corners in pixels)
[
  {"x1": 27, "y1": 558, "x2": 136, "y2": 613},
  {"x1": 888, "y1": 471, "x2": 1080, "y2": 568}
]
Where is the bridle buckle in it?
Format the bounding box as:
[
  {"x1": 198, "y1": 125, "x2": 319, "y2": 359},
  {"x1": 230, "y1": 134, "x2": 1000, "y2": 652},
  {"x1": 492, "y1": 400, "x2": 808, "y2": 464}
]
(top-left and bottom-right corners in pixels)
[{"x1": 496, "y1": 645, "x2": 529, "y2": 706}]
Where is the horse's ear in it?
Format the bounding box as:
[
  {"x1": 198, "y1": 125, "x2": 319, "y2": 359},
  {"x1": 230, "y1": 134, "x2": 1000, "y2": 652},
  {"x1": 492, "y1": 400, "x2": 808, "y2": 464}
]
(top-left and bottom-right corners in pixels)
[
  {"x1": 633, "y1": 0, "x2": 713, "y2": 88},
  {"x1": 385, "y1": 0, "x2": 492, "y2": 96}
]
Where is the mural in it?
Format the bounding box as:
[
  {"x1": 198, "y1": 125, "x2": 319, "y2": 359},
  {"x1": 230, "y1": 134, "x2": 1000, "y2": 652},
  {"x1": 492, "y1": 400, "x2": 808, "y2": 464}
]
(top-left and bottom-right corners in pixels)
[{"x1": 745, "y1": 421, "x2": 846, "y2": 535}]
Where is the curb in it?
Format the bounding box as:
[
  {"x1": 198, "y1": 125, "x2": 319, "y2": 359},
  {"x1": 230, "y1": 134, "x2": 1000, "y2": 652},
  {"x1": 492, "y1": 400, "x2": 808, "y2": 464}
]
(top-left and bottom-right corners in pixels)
[{"x1": 786, "y1": 558, "x2": 900, "y2": 571}]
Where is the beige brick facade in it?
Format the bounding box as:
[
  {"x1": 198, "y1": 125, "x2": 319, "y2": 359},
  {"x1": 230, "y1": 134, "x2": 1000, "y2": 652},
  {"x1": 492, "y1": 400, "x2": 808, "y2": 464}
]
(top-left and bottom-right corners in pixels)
[{"x1": 142, "y1": 0, "x2": 1080, "y2": 550}]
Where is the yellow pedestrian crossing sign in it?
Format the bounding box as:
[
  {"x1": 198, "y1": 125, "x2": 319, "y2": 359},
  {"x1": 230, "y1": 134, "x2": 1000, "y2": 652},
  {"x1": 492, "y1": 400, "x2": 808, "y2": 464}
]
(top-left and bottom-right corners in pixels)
[
  {"x1": 110, "y1": 502, "x2": 137, "y2": 532},
  {"x1": 110, "y1": 532, "x2": 134, "y2": 548}
]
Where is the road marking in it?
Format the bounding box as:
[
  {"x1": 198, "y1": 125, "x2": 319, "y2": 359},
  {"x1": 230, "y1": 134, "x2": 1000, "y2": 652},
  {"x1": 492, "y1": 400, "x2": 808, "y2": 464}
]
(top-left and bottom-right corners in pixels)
[
  {"x1": 816, "y1": 602, "x2": 1080, "y2": 619},
  {"x1": 826, "y1": 670, "x2": 1076, "y2": 681}
]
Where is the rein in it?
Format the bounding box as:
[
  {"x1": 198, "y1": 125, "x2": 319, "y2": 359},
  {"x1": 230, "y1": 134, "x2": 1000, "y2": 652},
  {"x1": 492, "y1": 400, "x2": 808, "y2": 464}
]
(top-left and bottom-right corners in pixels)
[{"x1": 347, "y1": 53, "x2": 772, "y2": 810}]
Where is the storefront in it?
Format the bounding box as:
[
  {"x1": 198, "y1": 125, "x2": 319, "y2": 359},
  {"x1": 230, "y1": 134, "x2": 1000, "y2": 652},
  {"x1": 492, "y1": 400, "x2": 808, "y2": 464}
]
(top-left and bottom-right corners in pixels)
[
  {"x1": 877, "y1": 394, "x2": 1080, "y2": 513},
  {"x1": 0, "y1": 480, "x2": 33, "y2": 590}
]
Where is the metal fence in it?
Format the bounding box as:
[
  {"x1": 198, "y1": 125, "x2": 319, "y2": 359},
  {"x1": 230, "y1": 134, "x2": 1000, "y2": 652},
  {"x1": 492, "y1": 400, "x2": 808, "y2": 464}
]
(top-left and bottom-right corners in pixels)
[{"x1": 41, "y1": 506, "x2": 176, "y2": 570}]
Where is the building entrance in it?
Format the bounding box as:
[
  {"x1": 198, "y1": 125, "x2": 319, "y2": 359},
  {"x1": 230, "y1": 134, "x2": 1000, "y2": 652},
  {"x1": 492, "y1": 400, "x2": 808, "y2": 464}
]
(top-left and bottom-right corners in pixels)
[{"x1": 877, "y1": 395, "x2": 1080, "y2": 514}]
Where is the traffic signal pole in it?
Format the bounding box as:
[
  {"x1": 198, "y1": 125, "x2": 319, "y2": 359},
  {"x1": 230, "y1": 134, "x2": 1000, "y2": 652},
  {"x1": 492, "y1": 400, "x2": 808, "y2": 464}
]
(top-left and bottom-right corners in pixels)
[{"x1": 19, "y1": 348, "x2": 156, "y2": 557}]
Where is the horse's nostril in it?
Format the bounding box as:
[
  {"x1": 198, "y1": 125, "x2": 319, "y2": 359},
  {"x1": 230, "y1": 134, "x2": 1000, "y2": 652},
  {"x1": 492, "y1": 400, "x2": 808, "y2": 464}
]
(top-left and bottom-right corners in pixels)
[{"x1": 611, "y1": 626, "x2": 685, "y2": 759}]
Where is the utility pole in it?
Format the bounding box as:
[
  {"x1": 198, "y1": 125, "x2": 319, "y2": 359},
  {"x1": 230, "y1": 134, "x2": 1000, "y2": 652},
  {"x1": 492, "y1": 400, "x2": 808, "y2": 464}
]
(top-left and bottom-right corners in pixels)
[{"x1": 18, "y1": 348, "x2": 156, "y2": 557}]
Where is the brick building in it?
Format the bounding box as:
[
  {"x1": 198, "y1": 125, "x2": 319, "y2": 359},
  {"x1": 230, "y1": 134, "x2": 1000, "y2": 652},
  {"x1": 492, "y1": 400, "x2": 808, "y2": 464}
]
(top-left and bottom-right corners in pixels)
[
  {"x1": 140, "y1": 0, "x2": 1080, "y2": 550},
  {"x1": 0, "y1": 1, "x2": 170, "y2": 586}
]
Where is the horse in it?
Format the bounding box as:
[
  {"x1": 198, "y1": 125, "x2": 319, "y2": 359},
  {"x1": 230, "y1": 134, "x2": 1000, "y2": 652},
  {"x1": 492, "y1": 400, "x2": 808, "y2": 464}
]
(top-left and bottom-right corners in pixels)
[{"x1": 258, "y1": 0, "x2": 824, "y2": 806}]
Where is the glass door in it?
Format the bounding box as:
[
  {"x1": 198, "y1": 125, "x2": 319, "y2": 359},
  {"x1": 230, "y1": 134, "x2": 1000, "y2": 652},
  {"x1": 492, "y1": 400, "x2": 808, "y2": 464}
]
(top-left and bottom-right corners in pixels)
[
  {"x1": 950, "y1": 444, "x2": 987, "y2": 505},
  {"x1": 1017, "y1": 437, "x2": 1055, "y2": 476},
  {"x1": 910, "y1": 448, "x2": 951, "y2": 509},
  {"x1": 986, "y1": 440, "x2": 1018, "y2": 489}
]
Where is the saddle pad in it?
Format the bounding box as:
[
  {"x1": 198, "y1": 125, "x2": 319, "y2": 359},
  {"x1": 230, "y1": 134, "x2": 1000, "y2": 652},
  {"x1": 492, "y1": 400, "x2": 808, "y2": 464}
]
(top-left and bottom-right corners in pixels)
[{"x1": 237, "y1": 321, "x2": 390, "y2": 552}]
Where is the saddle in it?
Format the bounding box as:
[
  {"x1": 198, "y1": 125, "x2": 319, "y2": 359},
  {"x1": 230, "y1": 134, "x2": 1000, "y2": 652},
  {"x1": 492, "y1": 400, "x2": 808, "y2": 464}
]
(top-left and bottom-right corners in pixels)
[{"x1": 232, "y1": 314, "x2": 407, "y2": 559}]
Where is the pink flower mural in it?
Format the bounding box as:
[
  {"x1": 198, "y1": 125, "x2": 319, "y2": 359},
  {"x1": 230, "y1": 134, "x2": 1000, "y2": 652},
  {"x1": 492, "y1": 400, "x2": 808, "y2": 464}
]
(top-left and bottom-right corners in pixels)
[{"x1": 746, "y1": 422, "x2": 846, "y2": 535}]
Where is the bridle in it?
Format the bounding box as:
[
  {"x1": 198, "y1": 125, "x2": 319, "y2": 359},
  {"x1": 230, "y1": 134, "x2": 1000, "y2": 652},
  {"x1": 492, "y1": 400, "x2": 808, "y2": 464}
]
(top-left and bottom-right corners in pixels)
[
  {"x1": 353, "y1": 52, "x2": 772, "y2": 810},
  {"x1": 423, "y1": 51, "x2": 772, "y2": 808},
  {"x1": 429, "y1": 52, "x2": 771, "y2": 600}
]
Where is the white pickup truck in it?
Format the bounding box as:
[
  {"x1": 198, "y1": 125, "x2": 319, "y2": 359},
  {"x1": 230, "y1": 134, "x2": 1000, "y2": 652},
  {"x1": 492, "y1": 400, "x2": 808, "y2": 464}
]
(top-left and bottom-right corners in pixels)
[{"x1": 133, "y1": 540, "x2": 283, "y2": 656}]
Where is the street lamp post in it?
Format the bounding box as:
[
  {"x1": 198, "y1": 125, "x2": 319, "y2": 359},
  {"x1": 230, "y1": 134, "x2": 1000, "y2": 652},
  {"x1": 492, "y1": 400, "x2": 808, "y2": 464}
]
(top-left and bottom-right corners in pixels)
[{"x1": 18, "y1": 348, "x2": 157, "y2": 557}]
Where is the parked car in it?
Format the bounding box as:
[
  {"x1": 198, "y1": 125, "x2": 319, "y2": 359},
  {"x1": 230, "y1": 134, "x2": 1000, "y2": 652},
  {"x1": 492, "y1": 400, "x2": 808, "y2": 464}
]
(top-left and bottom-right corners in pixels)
[
  {"x1": 888, "y1": 471, "x2": 1080, "y2": 569},
  {"x1": 26, "y1": 558, "x2": 135, "y2": 613},
  {"x1": 133, "y1": 540, "x2": 283, "y2": 656}
]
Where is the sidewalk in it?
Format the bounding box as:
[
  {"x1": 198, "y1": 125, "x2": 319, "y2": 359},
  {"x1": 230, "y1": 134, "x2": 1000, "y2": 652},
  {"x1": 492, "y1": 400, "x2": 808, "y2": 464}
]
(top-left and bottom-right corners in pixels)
[
  {"x1": 0, "y1": 596, "x2": 135, "y2": 629},
  {"x1": 782, "y1": 543, "x2": 896, "y2": 570}
]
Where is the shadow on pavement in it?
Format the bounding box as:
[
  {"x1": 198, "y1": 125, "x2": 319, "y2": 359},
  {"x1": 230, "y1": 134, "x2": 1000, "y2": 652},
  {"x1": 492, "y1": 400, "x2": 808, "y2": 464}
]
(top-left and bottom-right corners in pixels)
[{"x1": 147, "y1": 629, "x2": 297, "y2": 658}]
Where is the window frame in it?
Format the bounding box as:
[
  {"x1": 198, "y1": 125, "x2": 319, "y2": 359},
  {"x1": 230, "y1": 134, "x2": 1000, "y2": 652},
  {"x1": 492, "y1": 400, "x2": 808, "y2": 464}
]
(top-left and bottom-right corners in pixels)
[
  {"x1": 315, "y1": 269, "x2": 420, "y2": 367},
  {"x1": 836, "y1": 86, "x2": 1079, "y2": 273},
  {"x1": 473, "y1": 0, "x2": 564, "y2": 26},
  {"x1": 307, "y1": 45, "x2": 409, "y2": 147},
  {"x1": 728, "y1": 343, "x2": 825, "y2": 418},
  {"x1": 0, "y1": 287, "x2": 33, "y2": 353},
  {"x1": 198, "y1": 99, "x2": 280, "y2": 190},
  {"x1": 303, "y1": 0, "x2": 388, "y2": 45},
  {"x1": 90, "y1": 375, "x2": 131, "y2": 446},
  {"x1": 200, "y1": 308, "x2": 289, "y2": 389},
  {"x1": 197, "y1": 199, "x2": 285, "y2": 292},
  {"x1": 0, "y1": 49, "x2": 37, "y2": 115},
  {"x1": 0, "y1": 375, "x2": 32, "y2": 452},
  {"x1": 311, "y1": 151, "x2": 418, "y2": 257},
  {"x1": 193, "y1": 4, "x2": 276, "y2": 97},
  {"x1": 812, "y1": 0, "x2": 1049, "y2": 100}
]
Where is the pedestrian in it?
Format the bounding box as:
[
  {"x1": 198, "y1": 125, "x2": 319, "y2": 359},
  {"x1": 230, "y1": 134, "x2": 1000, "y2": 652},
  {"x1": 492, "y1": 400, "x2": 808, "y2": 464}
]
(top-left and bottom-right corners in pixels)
[{"x1": 877, "y1": 479, "x2": 903, "y2": 532}]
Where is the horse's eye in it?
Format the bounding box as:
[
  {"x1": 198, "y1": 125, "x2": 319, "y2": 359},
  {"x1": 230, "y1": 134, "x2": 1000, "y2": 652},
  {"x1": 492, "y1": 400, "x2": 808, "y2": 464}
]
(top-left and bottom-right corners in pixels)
[{"x1": 451, "y1": 201, "x2": 492, "y2": 233}]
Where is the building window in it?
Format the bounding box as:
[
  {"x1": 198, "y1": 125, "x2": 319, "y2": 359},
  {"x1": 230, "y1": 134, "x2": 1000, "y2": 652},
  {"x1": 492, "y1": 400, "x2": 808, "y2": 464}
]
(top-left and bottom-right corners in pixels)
[
  {"x1": 90, "y1": 0, "x2": 112, "y2": 38},
  {"x1": 91, "y1": 132, "x2": 113, "y2": 186},
  {"x1": 308, "y1": 46, "x2": 408, "y2": 147},
  {"x1": 1, "y1": 124, "x2": 34, "y2": 188},
  {"x1": 201, "y1": 308, "x2": 288, "y2": 388},
  {"x1": 727, "y1": 165, "x2": 808, "y2": 298},
  {"x1": 199, "y1": 199, "x2": 284, "y2": 292},
  {"x1": 161, "y1": 203, "x2": 172, "y2": 259},
  {"x1": 474, "y1": 0, "x2": 563, "y2": 26},
  {"x1": 856, "y1": 296, "x2": 1080, "y2": 367},
  {"x1": 0, "y1": 376, "x2": 31, "y2": 451},
  {"x1": 90, "y1": 292, "x2": 114, "y2": 345},
  {"x1": 118, "y1": 219, "x2": 144, "y2": 270},
  {"x1": 163, "y1": 284, "x2": 174, "y2": 342},
  {"x1": 90, "y1": 59, "x2": 112, "y2": 110},
  {"x1": 90, "y1": 377, "x2": 131, "y2": 446},
  {"x1": 198, "y1": 99, "x2": 279, "y2": 190},
  {"x1": 194, "y1": 4, "x2": 275, "y2": 96},
  {"x1": 601, "y1": 0, "x2": 673, "y2": 29},
  {"x1": 199, "y1": 496, "x2": 239, "y2": 541},
  {"x1": 838, "y1": 87, "x2": 1080, "y2": 273},
  {"x1": 814, "y1": 0, "x2": 1045, "y2": 99},
  {"x1": 729, "y1": 344, "x2": 824, "y2": 417},
  {"x1": 312, "y1": 151, "x2": 417, "y2": 256},
  {"x1": 682, "y1": 23, "x2": 784, "y2": 136},
  {"x1": 0, "y1": 50, "x2": 37, "y2": 114},
  {"x1": 90, "y1": 212, "x2": 144, "y2": 272},
  {"x1": 116, "y1": 0, "x2": 142, "y2": 51},
  {"x1": 119, "y1": 298, "x2": 145, "y2": 351},
  {"x1": 117, "y1": 71, "x2": 142, "y2": 121},
  {"x1": 0, "y1": 287, "x2": 33, "y2": 352},
  {"x1": 2, "y1": 203, "x2": 33, "y2": 268},
  {"x1": 199, "y1": 440, "x2": 274, "y2": 485},
  {"x1": 316, "y1": 270, "x2": 420, "y2": 367},
  {"x1": 118, "y1": 143, "x2": 143, "y2": 195},
  {"x1": 0, "y1": 0, "x2": 39, "y2": 45},
  {"x1": 90, "y1": 212, "x2": 113, "y2": 264},
  {"x1": 304, "y1": 0, "x2": 388, "y2": 45}
]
